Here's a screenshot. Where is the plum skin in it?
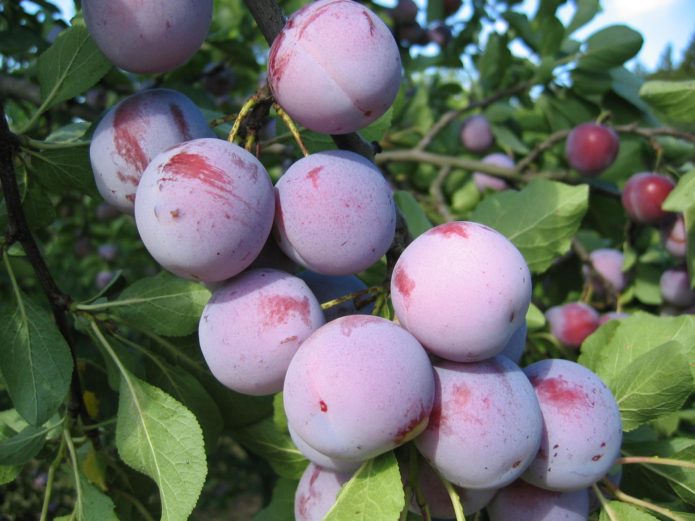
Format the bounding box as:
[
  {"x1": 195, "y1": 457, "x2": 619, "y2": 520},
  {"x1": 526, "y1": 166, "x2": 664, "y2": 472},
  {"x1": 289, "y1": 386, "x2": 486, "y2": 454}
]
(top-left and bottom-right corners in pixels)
[
  {"x1": 134, "y1": 138, "x2": 275, "y2": 282},
  {"x1": 473, "y1": 153, "x2": 515, "y2": 192},
  {"x1": 621, "y1": 172, "x2": 676, "y2": 225},
  {"x1": 83, "y1": 0, "x2": 212, "y2": 74},
  {"x1": 274, "y1": 150, "x2": 396, "y2": 276},
  {"x1": 198, "y1": 269, "x2": 325, "y2": 396},
  {"x1": 488, "y1": 479, "x2": 590, "y2": 521},
  {"x1": 391, "y1": 221, "x2": 531, "y2": 362},
  {"x1": 545, "y1": 302, "x2": 599, "y2": 349},
  {"x1": 660, "y1": 267, "x2": 695, "y2": 308},
  {"x1": 565, "y1": 123, "x2": 619, "y2": 176},
  {"x1": 582, "y1": 248, "x2": 627, "y2": 293},
  {"x1": 522, "y1": 359, "x2": 622, "y2": 492},
  {"x1": 90, "y1": 88, "x2": 214, "y2": 213},
  {"x1": 268, "y1": 0, "x2": 401, "y2": 134},
  {"x1": 415, "y1": 356, "x2": 543, "y2": 490},
  {"x1": 283, "y1": 315, "x2": 435, "y2": 462}
]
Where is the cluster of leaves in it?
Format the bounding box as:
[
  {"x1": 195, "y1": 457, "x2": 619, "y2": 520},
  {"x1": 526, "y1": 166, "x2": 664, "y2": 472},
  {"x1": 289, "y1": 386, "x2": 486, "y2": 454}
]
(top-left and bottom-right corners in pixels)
[{"x1": 1, "y1": 1, "x2": 695, "y2": 520}]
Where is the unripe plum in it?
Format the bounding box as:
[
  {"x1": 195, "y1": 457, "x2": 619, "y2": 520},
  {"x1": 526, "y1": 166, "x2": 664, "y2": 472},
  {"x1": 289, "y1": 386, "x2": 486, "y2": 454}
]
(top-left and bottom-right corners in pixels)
[
  {"x1": 662, "y1": 214, "x2": 687, "y2": 258},
  {"x1": 90, "y1": 89, "x2": 214, "y2": 213},
  {"x1": 545, "y1": 302, "x2": 599, "y2": 349},
  {"x1": 274, "y1": 150, "x2": 396, "y2": 275},
  {"x1": 660, "y1": 266, "x2": 695, "y2": 307},
  {"x1": 134, "y1": 138, "x2": 275, "y2": 282},
  {"x1": 288, "y1": 425, "x2": 360, "y2": 473},
  {"x1": 582, "y1": 248, "x2": 627, "y2": 293},
  {"x1": 83, "y1": 0, "x2": 212, "y2": 73},
  {"x1": 565, "y1": 123, "x2": 619, "y2": 177},
  {"x1": 500, "y1": 322, "x2": 527, "y2": 364},
  {"x1": 488, "y1": 479, "x2": 589, "y2": 521},
  {"x1": 298, "y1": 271, "x2": 374, "y2": 321},
  {"x1": 98, "y1": 244, "x2": 119, "y2": 262},
  {"x1": 459, "y1": 115, "x2": 494, "y2": 153},
  {"x1": 473, "y1": 153, "x2": 515, "y2": 192},
  {"x1": 522, "y1": 359, "x2": 622, "y2": 491},
  {"x1": 405, "y1": 458, "x2": 496, "y2": 518},
  {"x1": 621, "y1": 172, "x2": 676, "y2": 225},
  {"x1": 95, "y1": 271, "x2": 114, "y2": 289},
  {"x1": 294, "y1": 463, "x2": 353, "y2": 521},
  {"x1": 268, "y1": 0, "x2": 401, "y2": 134},
  {"x1": 391, "y1": 221, "x2": 531, "y2": 362},
  {"x1": 198, "y1": 269, "x2": 324, "y2": 396},
  {"x1": 284, "y1": 315, "x2": 435, "y2": 462},
  {"x1": 415, "y1": 357, "x2": 543, "y2": 490}
]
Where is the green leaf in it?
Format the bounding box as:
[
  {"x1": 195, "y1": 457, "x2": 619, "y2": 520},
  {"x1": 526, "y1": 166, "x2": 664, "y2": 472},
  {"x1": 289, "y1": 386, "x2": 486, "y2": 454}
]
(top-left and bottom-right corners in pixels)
[
  {"x1": 0, "y1": 291, "x2": 73, "y2": 426},
  {"x1": 638, "y1": 444, "x2": 695, "y2": 505},
  {"x1": 578, "y1": 313, "x2": 695, "y2": 386},
  {"x1": 612, "y1": 342, "x2": 693, "y2": 431},
  {"x1": 116, "y1": 371, "x2": 206, "y2": 521},
  {"x1": 663, "y1": 170, "x2": 695, "y2": 212},
  {"x1": 253, "y1": 478, "x2": 297, "y2": 521},
  {"x1": 324, "y1": 452, "x2": 404, "y2": 521},
  {"x1": 566, "y1": 0, "x2": 600, "y2": 34},
  {"x1": 471, "y1": 180, "x2": 589, "y2": 273},
  {"x1": 31, "y1": 146, "x2": 99, "y2": 198},
  {"x1": 273, "y1": 392, "x2": 289, "y2": 434},
  {"x1": 640, "y1": 80, "x2": 695, "y2": 124},
  {"x1": 526, "y1": 303, "x2": 546, "y2": 330},
  {"x1": 74, "y1": 473, "x2": 120, "y2": 521},
  {"x1": 491, "y1": 125, "x2": 529, "y2": 154},
  {"x1": 685, "y1": 206, "x2": 695, "y2": 289},
  {"x1": 232, "y1": 417, "x2": 308, "y2": 480},
  {"x1": 37, "y1": 24, "x2": 111, "y2": 111},
  {"x1": 146, "y1": 360, "x2": 223, "y2": 453},
  {"x1": 537, "y1": 16, "x2": 565, "y2": 57},
  {"x1": 634, "y1": 262, "x2": 663, "y2": 306},
  {"x1": 393, "y1": 191, "x2": 432, "y2": 239},
  {"x1": 578, "y1": 25, "x2": 643, "y2": 71},
  {"x1": 478, "y1": 33, "x2": 511, "y2": 91},
  {"x1": 23, "y1": 180, "x2": 56, "y2": 232},
  {"x1": 599, "y1": 502, "x2": 658, "y2": 520},
  {"x1": 610, "y1": 67, "x2": 654, "y2": 117},
  {"x1": 360, "y1": 107, "x2": 393, "y2": 143},
  {"x1": 111, "y1": 272, "x2": 211, "y2": 337},
  {"x1": 0, "y1": 424, "x2": 51, "y2": 465}
]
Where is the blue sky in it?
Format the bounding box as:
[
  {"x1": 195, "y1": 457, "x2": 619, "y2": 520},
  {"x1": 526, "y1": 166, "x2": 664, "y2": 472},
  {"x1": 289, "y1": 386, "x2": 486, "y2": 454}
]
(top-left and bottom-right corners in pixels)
[{"x1": 49, "y1": 0, "x2": 693, "y2": 70}]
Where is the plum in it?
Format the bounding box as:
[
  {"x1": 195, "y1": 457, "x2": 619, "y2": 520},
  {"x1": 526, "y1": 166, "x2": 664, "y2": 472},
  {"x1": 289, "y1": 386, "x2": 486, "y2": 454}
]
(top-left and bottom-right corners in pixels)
[
  {"x1": 268, "y1": 0, "x2": 401, "y2": 134},
  {"x1": 522, "y1": 359, "x2": 622, "y2": 492},
  {"x1": 198, "y1": 269, "x2": 324, "y2": 395},
  {"x1": 473, "y1": 153, "x2": 515, "y2": 192},
  {"x1": 134, "y1": 138, "x2": 275, "y2": 282},
  {"x1": 565, "y1": 123, "x2": 619, "y2": 177},
  {"x1": 415, "y1": 356, "x2": 543, "y2": 490},
  {"x1": 545, "y1": 302, "x2": 599, "y2": 349},
  {"x1": 83, "y1": 0, "x2": 212, "y2": 73},
  {"x1": 662, "y1": 214, "x2": 687, "y2": 258},
  {"x1": 90, "y1": 88, "x2": 214, "y2": 213},
  {"x1": 582, "y1": 248, "x2": 627, "y2": 293},
  {"x1": 621, "y1": 172, "x2": 675, "y2": 225},
  {"x1": 459, "y1": 115, "x2": 494, "y2": 153},
  {"x1": 294, "y1": 463, "x2": 354, "y2": 521},
  {"x1": 284, "y1": 315, "x2": 435, "y2": 462},
  {"x1": 391, "y1": 221, "x2": 531, "y2": 362},
  {"x1": 274, "y1": 150, "x2": 396, "y2": 275},
  {"x1": 488, "y1": 479, "x2": 589, "y2": 521},
  {"x1": 660, "y1": 266, "x2": 695, "y2": 307}
]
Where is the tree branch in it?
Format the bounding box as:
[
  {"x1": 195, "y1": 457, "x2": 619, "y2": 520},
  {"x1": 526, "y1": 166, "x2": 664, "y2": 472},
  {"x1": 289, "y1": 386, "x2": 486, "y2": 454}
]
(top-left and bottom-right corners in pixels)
[
  {"x1": 0, "y1": 102, "x2": 98, "y2": 445},
  {"x1": 416, "y1": 80, "x2": 534, "y2": 151}
]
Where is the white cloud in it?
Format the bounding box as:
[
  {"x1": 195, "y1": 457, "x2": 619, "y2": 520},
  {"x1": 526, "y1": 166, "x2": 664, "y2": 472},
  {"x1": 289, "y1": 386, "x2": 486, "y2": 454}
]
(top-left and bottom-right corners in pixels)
[{"x1": 603, "y1": 0, "x2": 680, "y2": 19}]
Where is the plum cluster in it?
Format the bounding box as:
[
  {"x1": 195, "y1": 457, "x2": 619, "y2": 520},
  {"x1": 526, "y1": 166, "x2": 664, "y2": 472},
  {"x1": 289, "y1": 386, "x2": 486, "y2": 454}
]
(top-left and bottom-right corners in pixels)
[{"x1": 289, "y1": 222, "x2": 622, "y2": 521}]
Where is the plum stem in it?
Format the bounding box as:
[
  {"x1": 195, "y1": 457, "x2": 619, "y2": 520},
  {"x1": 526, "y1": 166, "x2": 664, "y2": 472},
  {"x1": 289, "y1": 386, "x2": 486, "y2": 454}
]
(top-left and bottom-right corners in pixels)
[
  {"x1": 273, "y1": 103, "x2": 309, "y2": 157},
  {"x1": 431, "y1": 465, "x2": 466, "y2": 521},
  {"x1": 39, "y1": 429, "x2": 67, "y2": 521},
  {"x1": 320, "y1": 285, "x2": 385, "y2": 311},
  {"x1": 409, "y1": 445, "x2": 433, "y2": 521},
  {"x1": 228, "y1": 96, "x2": 259, "y2": 144}
]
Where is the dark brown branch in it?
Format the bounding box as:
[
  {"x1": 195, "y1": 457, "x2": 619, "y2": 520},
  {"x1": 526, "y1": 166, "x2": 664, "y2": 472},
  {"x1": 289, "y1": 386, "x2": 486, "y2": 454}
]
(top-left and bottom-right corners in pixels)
[
  {"x1": 416, "y1": 80, "x2": 534, "y2": 151},
  {"x1": 0, "y1": 103, "x2": 98, "y2": 446},
  {"x1": 614, "y1": 123, "x2": 695, "y2": 146},
  {"x1": 242, "y1": 0, "x2": 376, "y2": 161}
]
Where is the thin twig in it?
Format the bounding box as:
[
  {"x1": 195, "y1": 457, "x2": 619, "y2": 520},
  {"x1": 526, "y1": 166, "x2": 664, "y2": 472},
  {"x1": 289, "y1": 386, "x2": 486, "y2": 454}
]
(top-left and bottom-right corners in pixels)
[
  {"x1": 602, "y1": 479, "x2": 686, "y2": 521},
  {"x1": 617, "y1": 456, "x2": 695, "y2": 470},
  {"x1": 515, "y1": 129, "x2": 570, "y2": 174},
  {"x1": 416, "y1": 80, "x2": 534, "y2": 151},
  {"x1": 430, "y1": 165, "x2": 454, "y2": 221}
]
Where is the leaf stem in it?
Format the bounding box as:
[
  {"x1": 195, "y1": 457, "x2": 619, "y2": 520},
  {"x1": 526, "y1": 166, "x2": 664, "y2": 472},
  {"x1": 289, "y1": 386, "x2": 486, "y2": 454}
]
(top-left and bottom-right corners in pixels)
[
  {"x1": 64, "y1": 427, "x2": 84, "y2": 520},
  {"x1": 616, "y1": 456, "x2": 695, "y2": 470},
  {"x1": 228, "y1": 96, "x2": 259, "y2": 144},
  {"x1": 273, "y1": 103, "x2": 309, "y2": 157},
  {"x1": 320, "y1": 285, "x2": 385, "y2": 311},
  {"x1": 39, "y1": 433, "x2": 67, "y2": 521},
  {"x1": 602, "y1": 479, "x2": 686, "y2": 521},
  {"x1": 592, "y1": 483, "x2": 618, "y2": 521}
]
